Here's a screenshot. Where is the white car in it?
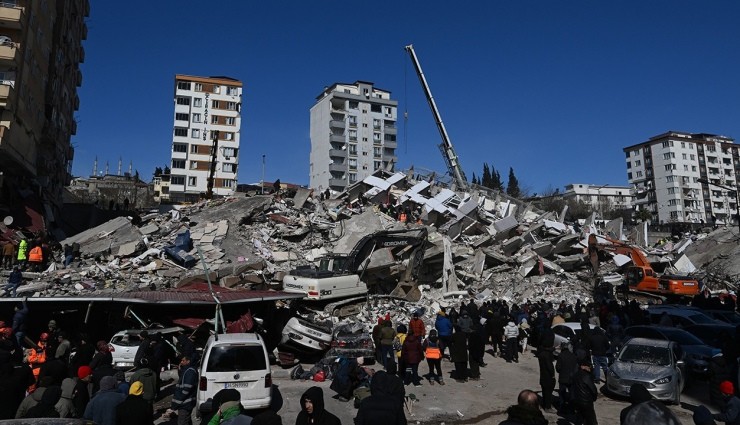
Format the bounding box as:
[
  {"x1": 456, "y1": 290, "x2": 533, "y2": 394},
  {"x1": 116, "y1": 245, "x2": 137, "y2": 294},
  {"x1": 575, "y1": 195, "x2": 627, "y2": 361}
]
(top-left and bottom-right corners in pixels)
[
  {"x1": 109, "y1": 327, "x2": 182, "y2": 369},
  {"x1": 195, "y1": 333, "x2": 272, "y2": 419},
  {"x1": 552, "y1": 322, "x2": 603, "y2": 351},
  {"x1": 279, "y1": 317, "x2": 333, "y2": 353}
]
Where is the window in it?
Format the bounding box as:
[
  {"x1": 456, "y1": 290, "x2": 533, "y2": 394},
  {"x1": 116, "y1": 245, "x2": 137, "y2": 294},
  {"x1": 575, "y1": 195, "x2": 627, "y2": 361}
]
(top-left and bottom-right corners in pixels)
[
  {"x1": 349, "y1": 101, "x2": 358, "y2": 110},
  {"x1": 362, "y1": 123, "x2": 368, "y2": 128},
  {"x1": 668, "y1": 199, "x2": 677, "y2": 206},
  {"x1": 662, "y1": 141, "x2": 674, "y2": 148},
  {"x1": 213, "y1": 85, "x2": 221, "y2": 94},
  {"x1": 174, "y1": 127, "x2": 188, "y2": 137},
  {"x1": 626, "y1": 162, "x2": 631, "y2": 169},
  {"x1": 190, "y1": 161, "x2": 198, "y2": 169},
  {"x1": 190, "y1": 145, "x2": 199, "y2": 154},
  {"x1": 666, "y1": 175, "x2": 675, "y2": 182},
  {"x1": 222, "y1": 179, "x2": 234, "y2": 188},
  {"x1": 177, "y1": 81, "x2": 191, "y2": 90},
  {"x1": 682, "y1": 153, "x2": 687, "y2": 160},
  {"x1": 227, "y1": 101, "x2": 237, "y2": 110},
  {"x1": 385, "y1": 134, "x2": 396, "y2": 142},
  {"x1": 172, "y1": 159, "x2": 185, "y2": 169},
  {"x1": 211, "y1": 115, "x2": 219, "y2": 124},
  {"x1": 689, "y1": 143, "x2": 694, "y2": 149},
  {"x1": 627, "y1": 172, "x2": 633, "y2": 180},
  {"x1": 175, "y1": 113, "x2": 189, "y2": 121},
  {"x1": 371, "y1": 104, "x2": 381, "y2": 113},
  {"x1": 684, "y1": 165, "x2": 689, "y2": 171},
  {"x1": 348, "y1": 158, "x2": 357, "y2": 170},
  {"x1": 667, "y1": 187, "x2": 675, "y2": 195},
  {"x1": 192, "y1": 129, "x2": 200, "y2": 138},
  {"x1": 373, "y1": 119, "x2": 381, "y2": 129},
  {"x1": 349, "y1": 173, "x2": 357, "y2": 183},
  {"x1": 225, "y1": 117, "x2": 235, "y2": 126},
  {"x1": 193, "y1": 98, "x2": 203, "y2": 107},
  {"x1": 224, "y1": 132, "x2": 233, "y2": 141},
  {"x1": 348, "y1": 130, "x2": 357, "y2": 141},
  {"x1": 176, "y1": 97, "x2": 190, "y2": 105},
  {"x1": 348, "y1": 144, "x2": 357, "y2": 155},
  {"x1": 636, "y1": 171, "x2": 643, "y2": 177},
  {"x1": 374, "y1": 161, "x2": 382, "y2": 170},
  {"x1": 669, "y1": 211, "x2": 678, "y2": 220},
  {"x1": 373, "y1": 133, "x2": 381, "y2": 143},
  {"x1": 223, "y1": 163, "x2": 236, "y2": 173},
  {"x1": 348, "y1": 116, "x2": 357, "y2": 127},
  {"x1": 692, "y1": 166, "x2": 697, "y2": 172},
  {"x1": 635, "y1": 160, "x2": 641, "y2": 166},
  {"x1": 223, "y1": 147, "x2": 236, "y2": 157},
  {"x1": 227, "y1": 87, "x2": 238, "y2": 95},
  {"x1": 170, "y1": 176, "x2": 185, "y2": 185},
  {"x1": 212, "y1": 100, "x2": 220, "y2": 108},
  {"x1": 173, "y1": 143, "x2": 187, "y2": 153},
  {"x1": 188, "y1": 176, "x2": 197, "y2": 186},
  {"x1": 707, "y1": 145, "x2": 716, "y2": 152},
  {"x1": 192, "y1": 113, "x2": 201, "y2": 123},
  {"x1": 373, "y1": 147, "x2": 381, "y2": 158},
  {"x1": 194, "y1": 83, "x2": 203, "y2": 91},
  {"x1": 664, "y1": 164, "x2": 672, "y2": 171}
]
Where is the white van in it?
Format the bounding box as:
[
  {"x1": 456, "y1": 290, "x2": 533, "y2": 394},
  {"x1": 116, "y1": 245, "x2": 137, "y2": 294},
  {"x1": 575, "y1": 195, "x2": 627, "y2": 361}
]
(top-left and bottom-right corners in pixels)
[{"x1": 195, "y1": 333, "x2": 272, "y2": 417}]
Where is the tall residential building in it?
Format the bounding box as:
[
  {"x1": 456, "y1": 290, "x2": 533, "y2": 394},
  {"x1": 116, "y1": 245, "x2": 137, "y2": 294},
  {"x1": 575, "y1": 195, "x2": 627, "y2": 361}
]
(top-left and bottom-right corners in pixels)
[
  {"x1": 624, "y1": 131, "x2": 739, "y2": 225},
  {"x1": 563, "y1": 184, "x2": 634, "y2": 217},
  {"x1": 0, "y1": 0, "x2": 88, "y2": 211},
  {"x1": 169, "y1": 75, "x2": 242, "y2": 202},
  {"x1": 310, "y1": 81, "x2": 398, "y2": 192}
]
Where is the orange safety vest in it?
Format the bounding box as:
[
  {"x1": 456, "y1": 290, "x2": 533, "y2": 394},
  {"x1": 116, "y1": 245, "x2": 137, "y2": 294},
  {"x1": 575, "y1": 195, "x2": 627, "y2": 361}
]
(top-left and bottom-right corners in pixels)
[
  {"x1": 28, "y1": 246, "x2": 43, "y2": 263},
  {"x1": 425, "y1": 342, "x2": 442, "y2": 360},
  {"x1": 399, "y1": 213, "x2": 407, "y2": 223}
]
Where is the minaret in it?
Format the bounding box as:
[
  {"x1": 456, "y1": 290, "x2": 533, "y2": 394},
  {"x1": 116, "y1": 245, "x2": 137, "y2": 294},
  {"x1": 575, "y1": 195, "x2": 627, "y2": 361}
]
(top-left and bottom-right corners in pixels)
[
  {"x1": 105, "y1": 161, "x2": 109, "y2": 176},
  {"x1": 92, "y1": 156, "x2": 98, "y2": 177},
  {"x1": 118, "y1": 157, "x2": 122, "y2": 176}
]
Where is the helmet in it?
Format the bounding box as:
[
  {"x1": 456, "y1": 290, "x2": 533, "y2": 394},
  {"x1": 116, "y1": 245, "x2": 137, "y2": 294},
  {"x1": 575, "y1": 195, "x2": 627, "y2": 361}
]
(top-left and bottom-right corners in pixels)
[{"x1": 39, "y1": 332, "x2": 49, "y2": 341}]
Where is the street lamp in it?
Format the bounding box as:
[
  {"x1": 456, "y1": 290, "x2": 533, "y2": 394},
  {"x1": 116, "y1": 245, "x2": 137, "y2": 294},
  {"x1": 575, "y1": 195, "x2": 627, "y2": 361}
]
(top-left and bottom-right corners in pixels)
[
  {"x1": 698, "y1": 177, "x2": 740, "y2": 232},
  {"x1": 261, "y1": 154, "x2": 265, "y2": 195}
]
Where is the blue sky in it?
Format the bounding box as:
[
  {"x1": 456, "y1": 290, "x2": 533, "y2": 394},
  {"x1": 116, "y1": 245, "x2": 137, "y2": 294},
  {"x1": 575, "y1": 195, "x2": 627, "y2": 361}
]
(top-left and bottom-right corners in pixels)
[{"x1": 72, "y1": 1, "x2": 740, "y2": 195}]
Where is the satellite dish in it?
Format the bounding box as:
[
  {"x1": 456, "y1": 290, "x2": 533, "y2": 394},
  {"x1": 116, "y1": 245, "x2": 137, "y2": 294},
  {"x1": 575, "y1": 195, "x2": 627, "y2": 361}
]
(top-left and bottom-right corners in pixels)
[{"x1": 3, "y1": 216, "x2": 12, "y2": 226}]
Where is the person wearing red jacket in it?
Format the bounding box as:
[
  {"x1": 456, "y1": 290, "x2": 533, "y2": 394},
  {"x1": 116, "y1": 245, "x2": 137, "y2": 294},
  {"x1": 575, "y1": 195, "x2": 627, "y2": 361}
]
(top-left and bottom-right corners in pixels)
[
  {"x1": 408, "y1": 312, "x2": 426, "y2": 339},
  {"x1": 401, "y1": 330, "x2": 424, "y2": 387}
]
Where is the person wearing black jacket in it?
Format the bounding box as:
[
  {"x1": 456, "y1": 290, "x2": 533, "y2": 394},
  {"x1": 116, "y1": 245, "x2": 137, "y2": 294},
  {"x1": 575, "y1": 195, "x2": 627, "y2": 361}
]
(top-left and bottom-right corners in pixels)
[
  {"x1": 589, "y1": 329, "x2": 610, "y2": 384},
  {"x1": 498, "y1": 389, "x2": 548, "y2": 425},
  {"x1": 555, "y1": 342, "x2": 578, "y2": 414},
  {"x1": 572, "y1": 360, "x2": 598, "y2": 425},
  {"x1": 296, "y1": 386, "x2": 340, "y2": 425},
  {"x1": 355, "y1": 370, "x2": 406, "y2": 425},
  {"x1": 538, "y1": 342, "x2": 556, "y2": 413}
]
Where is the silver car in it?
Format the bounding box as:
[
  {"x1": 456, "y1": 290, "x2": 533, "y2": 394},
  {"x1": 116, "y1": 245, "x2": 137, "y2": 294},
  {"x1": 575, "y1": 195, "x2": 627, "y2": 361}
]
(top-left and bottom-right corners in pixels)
[{"x1": 606, "y1": 337, "x2": 685, "y2": 404}]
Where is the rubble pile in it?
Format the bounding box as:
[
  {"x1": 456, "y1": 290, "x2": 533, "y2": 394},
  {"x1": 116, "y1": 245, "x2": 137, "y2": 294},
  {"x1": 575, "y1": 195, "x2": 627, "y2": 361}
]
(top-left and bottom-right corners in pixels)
[{"x1": 7, "y1": 170, "x2": 717, "y2": 309}]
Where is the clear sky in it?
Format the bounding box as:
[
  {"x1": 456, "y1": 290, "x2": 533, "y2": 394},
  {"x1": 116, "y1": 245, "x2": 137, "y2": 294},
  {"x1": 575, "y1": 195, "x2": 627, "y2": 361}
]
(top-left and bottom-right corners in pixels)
[{"x1": 72, "y1": 1, "x2": 740, "y2": 195}]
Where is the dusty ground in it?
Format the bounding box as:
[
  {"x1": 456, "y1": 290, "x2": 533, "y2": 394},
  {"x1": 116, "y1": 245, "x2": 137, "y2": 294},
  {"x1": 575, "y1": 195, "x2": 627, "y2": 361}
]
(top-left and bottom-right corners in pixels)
[{"x1": 152, "y1": 349, "x2": 715, "y2": 424}]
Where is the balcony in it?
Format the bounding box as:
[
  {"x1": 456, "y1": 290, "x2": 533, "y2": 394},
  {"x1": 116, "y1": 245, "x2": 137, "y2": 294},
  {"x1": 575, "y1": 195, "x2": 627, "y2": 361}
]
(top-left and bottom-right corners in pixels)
[
  {"x1": 384, "y1": 140, "x2": 397, "y2": 149},
  {"x1": 0, "y1": 82, "x2": 13, "y2": 106},
  {"x1": 330, "y1": 133, "x2": 345, "y2": 143},
  {"x1": 0, "y1": 5, "x2": 22, "y2": 30},
  {"x1": 329, "y1": 178, "x2": 346, "y2": 187},
  {"x1": 384, "y1": 125, "x2": 397, "y2": 135},
  {"x1": 329, "y1": 149, "x2": 346, "y2": 158},
  {"x1": 330, "y1": 120, "x2": 345, "y2": 129},
  {"x1": 329, "y1": 163, "x2": 346, "y2": 172},
  {"x1": 0, "y1": 43, "x2": 18, "y2": 65}
]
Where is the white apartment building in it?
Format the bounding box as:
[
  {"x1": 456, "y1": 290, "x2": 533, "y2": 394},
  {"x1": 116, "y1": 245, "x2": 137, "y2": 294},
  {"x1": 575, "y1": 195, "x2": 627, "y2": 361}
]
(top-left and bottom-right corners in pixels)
[
  {"x1": 309, "y1": 81, "x2": 398, "y2": 192},
  {"x1": 168, "y1": 75, "x2": 242, "y2": 202},
  {"x1": 563, "y1": 184, "x2": 634, "y2": 217},
  {"x1": 624, "y1": 131, "x2": 740, "y2": 225}
]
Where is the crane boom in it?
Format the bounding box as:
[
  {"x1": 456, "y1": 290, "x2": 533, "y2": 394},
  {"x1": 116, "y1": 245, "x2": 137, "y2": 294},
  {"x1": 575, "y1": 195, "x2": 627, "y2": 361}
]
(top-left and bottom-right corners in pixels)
[{"x1": 405, "y1": 44, "x2": 469, "y2": 192}]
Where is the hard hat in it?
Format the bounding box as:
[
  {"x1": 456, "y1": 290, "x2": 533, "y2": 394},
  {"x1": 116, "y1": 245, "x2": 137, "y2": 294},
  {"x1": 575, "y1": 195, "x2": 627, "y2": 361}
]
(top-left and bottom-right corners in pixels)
[{"x1": 40, "y1": 332, "x2": 49, "y2": 341}]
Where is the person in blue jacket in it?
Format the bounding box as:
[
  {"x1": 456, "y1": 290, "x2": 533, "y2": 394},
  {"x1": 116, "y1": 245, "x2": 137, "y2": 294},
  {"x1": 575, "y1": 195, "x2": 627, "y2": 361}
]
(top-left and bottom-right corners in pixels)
[{"x1": 434, "y1": 307, "x2": 453, "y2": 358}]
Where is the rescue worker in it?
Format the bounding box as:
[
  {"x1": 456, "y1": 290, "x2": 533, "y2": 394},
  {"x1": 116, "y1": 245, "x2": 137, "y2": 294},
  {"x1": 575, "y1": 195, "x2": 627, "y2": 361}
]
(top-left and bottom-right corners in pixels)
[
  {"x1": 16, "y1": 239, "x2": 27, "y2": 270},
  {"x1": 28, "y1": 243, "x2": 43, "y2": 272},
  {"x1": 26, "y1": 332, "x2": 49, "y2": 392}
]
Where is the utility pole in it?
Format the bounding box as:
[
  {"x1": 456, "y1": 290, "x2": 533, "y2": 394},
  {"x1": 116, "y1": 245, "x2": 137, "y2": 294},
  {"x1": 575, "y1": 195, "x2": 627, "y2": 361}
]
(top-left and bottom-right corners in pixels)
[
  {"x1": 206, "y1": 130, "x2": 219, "y2": 199},
  {"x1": 698, "y1": 178, "x2": 740, "y2": 232},
  {"x1": 261, "y1": 154, "x2": 266, "y2": 194}
]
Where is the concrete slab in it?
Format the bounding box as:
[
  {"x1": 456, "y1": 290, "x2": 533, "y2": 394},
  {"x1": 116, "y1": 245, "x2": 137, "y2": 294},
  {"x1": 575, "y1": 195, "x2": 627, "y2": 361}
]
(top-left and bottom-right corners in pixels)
[
  {"x1": 200, "y1": 234, "x2": 216, "y2": 244},
  {"x1": 62, "y1": 216, "x2": 144, "y2": 257},
  {"x1": 292, "y1": 187, "x2": 312, "y2": 209},
  {"x1": 502, "y1": 236, "x2": 524, "y2": 256},
  {"x1": 139, "y1": 224, "x2": 159, "y2": 235},
  {"x1": 117, "y1": 241, "x2": 139, "y2": 257},
  {"x1": 272, "y1": 251, "x2": 300, "y2": 262},
  {"x1": 532, "y1": 241, "x2": 554, "y2": 257},
  {"x1": 493, "y1": 215, "x2": 519, "y2": 234}
]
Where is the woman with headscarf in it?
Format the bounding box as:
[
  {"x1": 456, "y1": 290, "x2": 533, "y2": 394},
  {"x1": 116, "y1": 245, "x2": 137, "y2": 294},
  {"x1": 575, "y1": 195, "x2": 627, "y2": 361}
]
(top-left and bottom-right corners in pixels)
[
  {"x1": 23, "y1": 385, "x2": 62, "y2": 418},
  {"x1": 115, "y1": 381, "x2": 153, "y2": 425}
]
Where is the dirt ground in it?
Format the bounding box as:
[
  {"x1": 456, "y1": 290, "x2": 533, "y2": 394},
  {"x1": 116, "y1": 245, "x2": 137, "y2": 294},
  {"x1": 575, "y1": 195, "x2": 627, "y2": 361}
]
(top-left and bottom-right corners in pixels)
[{"x1": 152, "y1": 348, "x2": 716, "y2": 424}]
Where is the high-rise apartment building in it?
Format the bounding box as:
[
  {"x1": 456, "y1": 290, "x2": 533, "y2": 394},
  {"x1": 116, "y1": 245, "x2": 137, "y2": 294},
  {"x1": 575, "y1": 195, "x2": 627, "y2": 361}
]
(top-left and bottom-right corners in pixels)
[
  {"x1": 625, "y1": 131, "x2": 739, "y2": 225},
  {"x1": 310, "y1": 81, "x2": 397, "y2": 192},
  {"x1": 0, "y1": 0, "x2": 88, "y2": 210},
  {"x1": 169, "y1": 75, "x2": 242, "y2": 202}
]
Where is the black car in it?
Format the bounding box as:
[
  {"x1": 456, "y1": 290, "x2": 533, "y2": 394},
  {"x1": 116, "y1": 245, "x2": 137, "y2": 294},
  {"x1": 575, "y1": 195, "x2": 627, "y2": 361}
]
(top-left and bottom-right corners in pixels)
[
  {"x1": 703, "y1": 310, "x2": 740, "y2": 326},
  {"x1": 683, "y1": 323, "x2": 736, "y2": 350},
  {"x1": 624, "y1": 325, "x2": 720, "y2": 377}
]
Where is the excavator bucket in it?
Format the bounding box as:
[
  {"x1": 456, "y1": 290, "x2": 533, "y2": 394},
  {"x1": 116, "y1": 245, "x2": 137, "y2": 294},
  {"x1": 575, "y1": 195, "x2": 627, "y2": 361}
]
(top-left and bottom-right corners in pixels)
[{"x1": 390, "y1": 280, "x2": 422, "y2": 302}]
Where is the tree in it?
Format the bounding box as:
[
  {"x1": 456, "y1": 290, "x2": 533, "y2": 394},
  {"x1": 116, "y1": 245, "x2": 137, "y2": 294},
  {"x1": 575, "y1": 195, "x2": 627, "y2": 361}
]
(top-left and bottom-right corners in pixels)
[
  {"x1": 154, "y1": 167, "x2": 163, "y2": 177},
  {"x1": 471, "y1": 173, "x2": 479, "y2": 186},
  {"x1": 506, "y1": 167, "x2": 521, "y2": 198},
  {"x1": 492, "y1": 168, "x2": 504, "y2": 191},
  {"x1": 635, "y1": 208, "x2": 653, "y2": 223},
  {"x1": 482, "y1": 163, "x2": 491, "y2": 188},
  {"x1": 163, "y1": 166, "x2": 171, "y2": 175}
]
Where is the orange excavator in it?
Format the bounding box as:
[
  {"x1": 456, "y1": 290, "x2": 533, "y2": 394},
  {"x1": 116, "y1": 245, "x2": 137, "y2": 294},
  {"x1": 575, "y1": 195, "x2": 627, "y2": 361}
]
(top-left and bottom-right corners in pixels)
[{"x1": 588, "y1": 234, "x2": 700, "y2": 300}]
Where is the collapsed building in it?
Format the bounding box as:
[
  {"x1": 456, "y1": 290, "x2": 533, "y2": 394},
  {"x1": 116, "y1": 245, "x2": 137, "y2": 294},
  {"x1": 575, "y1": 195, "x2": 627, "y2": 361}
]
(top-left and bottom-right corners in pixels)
[{"x1": 0, "y1": 170, "x2": 737, "y2": 360}]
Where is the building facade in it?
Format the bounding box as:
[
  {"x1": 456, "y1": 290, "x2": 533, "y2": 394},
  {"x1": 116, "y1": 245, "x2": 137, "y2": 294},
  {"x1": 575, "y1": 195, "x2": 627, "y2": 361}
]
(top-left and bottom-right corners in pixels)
[
  {"x1": 169, "y1": 75, "x2": 242, "y2": 202},
  {"x1": 0, "y1": 0, "x2": 88, "y2": 211},
  {"x1": 625, "y1": 131, "x2": 739, "y2": 225},
  {"x1": 563, "y1": 184, "x2": 634, "y2": 217},
  {"x1": 309, "y1": 81, "x2": 398, "y2": 192}
]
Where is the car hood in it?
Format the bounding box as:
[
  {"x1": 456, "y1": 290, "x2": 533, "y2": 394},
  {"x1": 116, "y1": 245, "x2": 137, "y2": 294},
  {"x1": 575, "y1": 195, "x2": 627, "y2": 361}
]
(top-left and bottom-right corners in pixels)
[
  {"x1": 682, "y1": 344, "x2": 720, "y2": 359},
  {"x1": 612, "y1": 361, "x2": 673, "y2": 381}
]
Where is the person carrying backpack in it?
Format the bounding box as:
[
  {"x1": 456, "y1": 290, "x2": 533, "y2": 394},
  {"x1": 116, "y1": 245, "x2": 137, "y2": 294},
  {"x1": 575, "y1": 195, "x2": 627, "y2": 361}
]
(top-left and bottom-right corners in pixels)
[{"x1": 423, "y1": 329, "x2": 444, "y2": 385}]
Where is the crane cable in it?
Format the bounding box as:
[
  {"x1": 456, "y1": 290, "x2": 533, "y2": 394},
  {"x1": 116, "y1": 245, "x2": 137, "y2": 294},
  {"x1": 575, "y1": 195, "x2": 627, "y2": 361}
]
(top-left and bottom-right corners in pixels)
[{"x1": 404, "y1": 48, "x2": 408, "y2": 155}]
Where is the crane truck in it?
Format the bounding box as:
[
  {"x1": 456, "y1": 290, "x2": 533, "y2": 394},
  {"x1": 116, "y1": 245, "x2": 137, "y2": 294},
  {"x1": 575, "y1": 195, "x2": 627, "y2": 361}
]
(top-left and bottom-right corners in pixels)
[{"x1": 588, "y1": 234, "x2": 700, "y2": 301}]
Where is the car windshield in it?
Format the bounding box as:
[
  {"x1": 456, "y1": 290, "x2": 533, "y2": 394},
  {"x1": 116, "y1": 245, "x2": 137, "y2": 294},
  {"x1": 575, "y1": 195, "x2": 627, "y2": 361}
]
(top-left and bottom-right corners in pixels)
[
  {"x1": 619, "y1": 344, "x2": 670, "y2": 366},
  {"x1": 111, "y1": 334, "x2": 141, "y2": 347},
  {"x1": 661, "y1": 329, "x2": 704, "y2": 345},
  {"x1": 206, "y1": 344, "x2": 266, "y2": 372}
]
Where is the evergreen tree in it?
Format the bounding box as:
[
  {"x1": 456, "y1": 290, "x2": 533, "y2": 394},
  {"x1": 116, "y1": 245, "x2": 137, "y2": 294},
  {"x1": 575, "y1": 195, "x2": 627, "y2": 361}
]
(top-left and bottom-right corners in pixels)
[
  {"x1": 492, "y1": 168, "x2": 504, "y2": 191},
  {"x1": 471, "y1": 173, "x2": 479, "y2": 186},
  {"x1": 482, "y1": 163, "x2": 491, "y2": 188},
  {"x1": 154, "y1": 167, "x2": 163, "y2": 177},
  {"x1": 506, "y1": 167, "x2": 521, "y2": 198},
  {"x1": 164, "y1": 166, "x2": 171, "y2": 175}
]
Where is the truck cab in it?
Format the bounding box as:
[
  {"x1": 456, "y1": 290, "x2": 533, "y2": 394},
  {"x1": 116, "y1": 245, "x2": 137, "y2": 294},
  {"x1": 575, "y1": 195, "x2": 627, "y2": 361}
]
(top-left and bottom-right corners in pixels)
[{"x1": 282, "y1": 255, "x2": 368, "y2": 300}]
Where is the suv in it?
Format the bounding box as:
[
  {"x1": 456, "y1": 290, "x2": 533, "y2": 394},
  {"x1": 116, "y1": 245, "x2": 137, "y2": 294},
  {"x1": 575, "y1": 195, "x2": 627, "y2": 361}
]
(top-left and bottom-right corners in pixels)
[
  {"x1": 108, "y1": 326, "x2": 182, "y2": 369},
  {"x1": 646, "y1": 305, "x2": 718, "y2": 327},
  {"x1": 196, "y1": 333, "x2": 272, "y2": 418}
]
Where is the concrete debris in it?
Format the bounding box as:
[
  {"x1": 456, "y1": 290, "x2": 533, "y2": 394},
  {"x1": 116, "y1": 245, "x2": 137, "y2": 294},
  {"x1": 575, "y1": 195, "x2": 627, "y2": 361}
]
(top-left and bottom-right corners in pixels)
[{"x1": 11, "y1": 170, "x2": 740, "y2": 361}]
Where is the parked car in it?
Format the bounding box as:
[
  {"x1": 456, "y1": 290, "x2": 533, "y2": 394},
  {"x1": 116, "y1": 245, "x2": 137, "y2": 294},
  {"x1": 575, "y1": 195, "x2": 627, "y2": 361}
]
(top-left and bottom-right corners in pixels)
[
  {"x1": 683, "y1": 323, "x2": 736, "y2": 349},
  {"x1": 195, "y1": 333, "x2": 272, "y2": 420},
  {"x1": 646, "y1": 305, "x2": 719, "y2": 327},
  {"x1": 703, "y1": 309, "x2": 740, "y2": 325},
  {"x1": 552, "y1": 322, "x2": 603, "y2": 352},
  {"x1": 606, "y1": 337, "x2": 685, "y2": 404},
  {"x1": 325, "y1": 323, "x2": 374, "y2": 363},
  {"x1": 109, "y1": 326, "x2": 182, "y2": 369},
  {"x1": 623, "y1": 325, "x2": 720, "y2": 377}
]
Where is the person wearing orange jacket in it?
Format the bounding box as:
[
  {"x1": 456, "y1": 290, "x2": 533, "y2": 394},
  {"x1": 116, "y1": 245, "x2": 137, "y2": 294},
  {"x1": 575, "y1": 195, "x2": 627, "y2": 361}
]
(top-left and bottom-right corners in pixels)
[
  {"x1": 26, "y1": 332, "x2": 49, "y2": 392},
  {"x1": 28, "y1": 244, "x2": 43, "y2": 272},
  {"x1": 409, "y1": 312, "x2": 426, "y2": 339}
]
